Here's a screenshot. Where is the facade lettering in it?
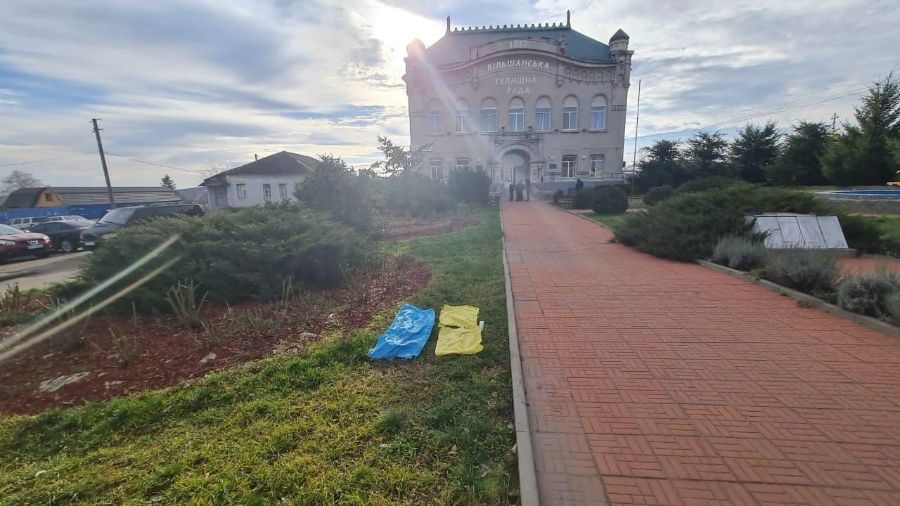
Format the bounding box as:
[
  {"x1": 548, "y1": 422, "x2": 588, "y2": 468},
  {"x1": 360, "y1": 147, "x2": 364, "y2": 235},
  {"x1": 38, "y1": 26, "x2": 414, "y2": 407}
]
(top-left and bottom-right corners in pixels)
[{"x1": 486, "y1": 58, "x2": 550, "y2": 72}]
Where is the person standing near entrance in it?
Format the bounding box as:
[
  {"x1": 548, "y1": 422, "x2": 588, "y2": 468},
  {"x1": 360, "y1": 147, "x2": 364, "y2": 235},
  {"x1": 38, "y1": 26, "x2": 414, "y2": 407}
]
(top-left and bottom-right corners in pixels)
[
  {"x1": 525, "y1": 179, "x2": 531, "y2": 201},
  {"x1": 575, "y1": 178, "x2": 584, "y2": 192},
  {"x1": 509, "y1": 182, "x2": 515, "y2": 201},
  {"x1": 516, "y1": 180, "x2": 524, "y2": 201}
]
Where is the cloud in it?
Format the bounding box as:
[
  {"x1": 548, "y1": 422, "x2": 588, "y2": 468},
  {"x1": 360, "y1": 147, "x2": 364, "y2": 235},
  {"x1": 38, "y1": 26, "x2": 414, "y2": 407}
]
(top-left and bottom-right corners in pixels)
[{"x1": 0, "y1": 0, "x2": 897, "y2": 184}]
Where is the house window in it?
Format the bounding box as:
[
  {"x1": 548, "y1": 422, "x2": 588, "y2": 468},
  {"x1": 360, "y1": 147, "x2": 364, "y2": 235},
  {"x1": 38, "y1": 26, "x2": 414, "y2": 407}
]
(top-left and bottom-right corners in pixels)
[
  {"x1": 590, "y1": 95, "x2": 607, "y2": 130},
  {"x1": 426, "y1": 100, "x2": 443, "y2": 134},
  {"x1": 236, "y1": 183, "x2": 247, "y2": 199},
  {"x1": 535, "y1": 96, "x2": 551, "y2": 131},
  {"x1": 279, "y1": 183, "x2": 288, "y2": 200},
  {"x1": 430, "y1": 159, "x2": 444, "y2": 182},
  {"x1": 590, "y1": 154, "x2": 605, "y2": 177},
  {"x1": 508, "y1": 97, "x2": 525, "y2": 132},
  {"x1": 44, "y1": 193, "x2": 53, "y2": 202},
  {"x1": 456, "y1": 158, "x2": 470, "y2": 171},
  {"x1": 480, "y1": 98, "x2": 498, "y2": 132},
  {"x1": 263, "y1": 183, "x2": 272, "y2": 202},
  {"x1": 562, "y1": 155, "x2": 577, "y2": 178},
  {"x1": 563, "y1": 95, "x2": 579, "y2": 131},
  {"x1": 455, "y1": 99, "x2": 470, "y2": 133}
]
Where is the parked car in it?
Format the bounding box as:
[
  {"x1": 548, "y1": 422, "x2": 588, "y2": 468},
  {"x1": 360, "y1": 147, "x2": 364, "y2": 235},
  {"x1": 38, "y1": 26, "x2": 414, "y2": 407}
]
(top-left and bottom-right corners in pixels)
[
  {"x1": 7, "y1": 215, "x2": 89, "y2": 230},
  {"x1": 29, "y1": 220, "x2": 94, "y2": 253},
  {"x1": 0, "y1": 224, "x2": 52, "y2": 262},
  {"x1": 81, "y1": 203, "x2": 204, "y2": 250}
]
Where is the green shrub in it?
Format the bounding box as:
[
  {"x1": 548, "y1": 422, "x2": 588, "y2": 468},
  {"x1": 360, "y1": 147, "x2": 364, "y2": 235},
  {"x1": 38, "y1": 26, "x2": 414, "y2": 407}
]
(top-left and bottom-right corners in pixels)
[
  {"x1": 572, "y1": 188, "x2": 595, "y2": 209},
  {"x1": 378, "y1": 173, "x2": 455, "y2": 217},
  {"x1": 763, "y1": 250, "x2": 838, "y2": 296},
  {"x1": 447, "y1": 166, "x2": 491, "y2": 205},
  {"x1": 711, "y1": 236, "x2": 766, "y2": 271},
  {"x1": 840, "y1": 215, "x2": 900, "y2": 256},
  {"x1": 614, "y1": 184, "x2": 830, "y2": 261},
  {"x1": 643, "y1": 185, "x2": 675, "y2": 206},
  {"x1": 81, "y1": 204, "x2": 369, "y2": 310},
  {"x1": 592, "y1": 186, "x2": 629, "y2": 214},
  {"x1": 836, "y1": 270, "x2": 900, "y2": 318},
  {"x1": 885, "y1": 291, "x2": 900, "y2": 323},
  {"x1": 295, "y1": 155, "x2": 374, "y2": 232},
  {"x1": 552, "y1": 189, "x2": 564, "y2": 205},
  {"x1": 676, "y1": 176, "x2": 739, "y2": 194}
]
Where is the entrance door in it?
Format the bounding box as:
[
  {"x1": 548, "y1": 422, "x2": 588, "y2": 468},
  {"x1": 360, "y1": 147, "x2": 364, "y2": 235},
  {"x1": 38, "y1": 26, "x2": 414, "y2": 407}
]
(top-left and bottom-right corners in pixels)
[{"x1": 513, "y1": 165, "x2": 526, "y2": 183}]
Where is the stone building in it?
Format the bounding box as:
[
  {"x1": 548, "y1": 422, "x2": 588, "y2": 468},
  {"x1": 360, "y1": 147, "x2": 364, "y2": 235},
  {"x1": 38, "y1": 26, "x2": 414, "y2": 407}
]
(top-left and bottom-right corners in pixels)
[{"x1": 403, "y1": 11, "x2": 633, "y2": 193}]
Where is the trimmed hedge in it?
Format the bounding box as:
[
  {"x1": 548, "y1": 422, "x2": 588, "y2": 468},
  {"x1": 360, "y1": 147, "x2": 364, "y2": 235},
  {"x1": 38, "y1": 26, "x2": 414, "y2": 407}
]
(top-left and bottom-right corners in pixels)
[
  {"x1": 614, "y1": 184, "x2": 830, "y2": 261},
  {"x1": 81, "y1": 204, "x2": 370, "y2": 309},
  {"x1": 593, "y1": 186, "x2": 629, "y2": 214},
  {"x1": 643, "y1": 185, "x2": 675, "y2": 206}
]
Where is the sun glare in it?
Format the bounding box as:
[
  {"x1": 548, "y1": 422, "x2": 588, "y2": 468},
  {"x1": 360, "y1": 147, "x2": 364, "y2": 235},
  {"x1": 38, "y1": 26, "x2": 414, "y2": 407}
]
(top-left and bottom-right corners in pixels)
[{"x1": 370, "y1": 3, "x2": 444, "y2": 73}]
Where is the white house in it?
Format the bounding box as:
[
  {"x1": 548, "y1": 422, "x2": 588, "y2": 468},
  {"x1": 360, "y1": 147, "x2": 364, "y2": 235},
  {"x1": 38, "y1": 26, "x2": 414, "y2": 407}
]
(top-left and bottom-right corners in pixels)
[{"x1": 201, "y1": 151, "x2": 320, "y2": 209}]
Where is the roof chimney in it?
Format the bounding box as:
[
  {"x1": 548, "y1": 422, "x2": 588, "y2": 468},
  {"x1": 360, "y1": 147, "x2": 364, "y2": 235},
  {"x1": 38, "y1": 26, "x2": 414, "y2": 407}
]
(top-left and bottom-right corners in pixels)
[{"x1": 566, "y1": 10, "x2": 571, "y2": 27}]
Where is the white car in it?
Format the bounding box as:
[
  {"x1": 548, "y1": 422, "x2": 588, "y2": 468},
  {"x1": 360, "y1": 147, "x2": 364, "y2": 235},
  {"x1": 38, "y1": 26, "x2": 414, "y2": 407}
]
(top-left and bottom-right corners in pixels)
[{"x1": 7, "y1": 215, "x2": 88, "y2": 230}]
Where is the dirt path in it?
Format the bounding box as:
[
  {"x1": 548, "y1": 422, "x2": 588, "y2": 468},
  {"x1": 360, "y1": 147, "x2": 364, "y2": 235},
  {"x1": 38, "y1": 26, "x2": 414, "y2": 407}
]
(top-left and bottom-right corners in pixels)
[{"x1": 502, "y1": 200, "x2": 900, "y2": 505}]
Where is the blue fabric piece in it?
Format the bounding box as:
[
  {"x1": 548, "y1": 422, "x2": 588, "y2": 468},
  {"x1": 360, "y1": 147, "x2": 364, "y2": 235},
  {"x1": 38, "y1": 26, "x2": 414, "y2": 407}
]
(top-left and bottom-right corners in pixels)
[{"x1": 368, "y1": 304, "x2": 435, "y2": 360}]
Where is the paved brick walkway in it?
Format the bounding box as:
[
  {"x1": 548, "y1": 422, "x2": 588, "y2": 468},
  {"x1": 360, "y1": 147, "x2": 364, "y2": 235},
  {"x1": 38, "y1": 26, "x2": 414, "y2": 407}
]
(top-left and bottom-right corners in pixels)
[{"x1": 503, "y1": 201, "x2": 900, "y2": 505}]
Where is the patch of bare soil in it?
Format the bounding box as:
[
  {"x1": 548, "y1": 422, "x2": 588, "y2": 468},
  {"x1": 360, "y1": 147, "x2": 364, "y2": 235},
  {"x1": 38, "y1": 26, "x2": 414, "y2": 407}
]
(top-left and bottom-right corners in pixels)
[
  {"x1": 376, "y1": 217, "x2": 480, "y2": 241},
  {"x1": 0, "y1": 255, "x2": 430, "y2": 415}
]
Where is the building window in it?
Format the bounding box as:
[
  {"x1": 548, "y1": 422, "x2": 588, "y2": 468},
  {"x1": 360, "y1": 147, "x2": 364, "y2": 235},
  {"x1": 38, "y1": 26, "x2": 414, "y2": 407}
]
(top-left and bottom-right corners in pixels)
[
  {"x1": 236, "y1": 183, "x2": 247, "y2": 199},
  {"x1": 562, "y1": 155, "x2": 577, "y2": 178},
  {"x1": 480, "y1": 98, "x2": 498, "y2": 132},
  {"x1": 590, "y1": 95, "x2": 608, "y2": 130},
  {"x1": 279, "y1": 183, "x2": 288, "y2": 200},
  {"x1": 590, "y1": 154, "x2": 605, "y2": 177},
  {"x1": 427, "y1": 100, "x2": 443, "y2": 134},
  {"x1": 508, "y1": 97, "x2": 525, "y2": 132},
  {"x1": 456, "y1": 158, "x2": 470, "y2": 171},
  {"x1": 535, "y1": 96, "x2": 551, "y2": 131},
  {"x1": 563, "y1": 95, "x2": 579, "y2": 131},
  {"x1": 263, "y1": 183, "x2": 272, "y2": 202},
  {"x1": 455, "y1": 99, "x2": 470, "y2": 133},
  {"x1": 430, "y1": 159, "x2": 444, "y2": 182}
]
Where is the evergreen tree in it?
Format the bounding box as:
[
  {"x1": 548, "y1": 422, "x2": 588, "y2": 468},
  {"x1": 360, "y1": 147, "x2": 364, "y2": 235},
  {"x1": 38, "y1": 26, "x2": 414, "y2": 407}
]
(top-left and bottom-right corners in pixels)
[
  {"x1": 766, "y1": 122, "x2": 830, "y2": 186},
  {"x1": 729, "y1": 122, "x2": 780, "y2": 183},
  {"x1": 295, "y1": 155, "x2": 373, "y2": 232},
  {"x1": 160, "y1": 174, "x2": 177, "y2": 190},
  {"x1": 684, "y1": 132, "x2": 730, "y2": 178},
  {"x1": 822, "y1": 73, "x2": 900, "y2": 185},
  {"x1": 634, "y1": 140, "x2": 687, "y2": 192}
]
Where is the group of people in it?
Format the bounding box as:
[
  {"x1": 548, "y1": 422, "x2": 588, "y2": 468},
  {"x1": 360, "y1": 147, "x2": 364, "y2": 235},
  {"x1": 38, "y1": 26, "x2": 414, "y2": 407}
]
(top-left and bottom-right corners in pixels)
[{"x1": 508, "y1": 180, "x2": 532, "y2": 201}]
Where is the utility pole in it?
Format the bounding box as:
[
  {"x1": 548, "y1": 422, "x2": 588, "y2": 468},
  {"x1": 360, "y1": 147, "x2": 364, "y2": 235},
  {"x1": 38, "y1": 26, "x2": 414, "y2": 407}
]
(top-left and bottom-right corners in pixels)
[
  {"x1": 91, "y1": 118, "x2": 115, "y2": 208},
  {"x1": 630, "y1": 79, "x2": 641, "y2": 194}
]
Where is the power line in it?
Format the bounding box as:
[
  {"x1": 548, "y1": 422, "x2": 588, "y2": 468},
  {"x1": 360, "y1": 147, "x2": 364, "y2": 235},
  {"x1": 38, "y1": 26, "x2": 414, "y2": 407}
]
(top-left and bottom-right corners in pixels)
[
  {"x1": 0, "y1": 153, "x2": 89, "y2": 169},
  {"x1": 105, "y1": 152, "x2": 207, "y2": 174}
]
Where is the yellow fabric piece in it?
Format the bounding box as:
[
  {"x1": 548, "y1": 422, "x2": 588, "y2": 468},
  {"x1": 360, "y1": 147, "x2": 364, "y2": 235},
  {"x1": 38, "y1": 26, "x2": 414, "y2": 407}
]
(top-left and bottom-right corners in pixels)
[{"x1": 435, "y1": 305, "x2": 484, "y2": 356}]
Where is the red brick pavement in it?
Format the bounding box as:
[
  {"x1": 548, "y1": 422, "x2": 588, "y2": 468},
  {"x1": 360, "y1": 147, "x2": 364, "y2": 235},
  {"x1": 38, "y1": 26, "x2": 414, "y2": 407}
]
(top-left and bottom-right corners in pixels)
[{"x1": 502, "y1": 200, "x2": 900, "y2": 505}]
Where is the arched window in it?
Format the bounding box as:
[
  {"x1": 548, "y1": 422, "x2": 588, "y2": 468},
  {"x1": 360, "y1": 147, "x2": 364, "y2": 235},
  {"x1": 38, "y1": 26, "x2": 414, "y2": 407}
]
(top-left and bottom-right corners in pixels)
[
  {"x1": 562, "y1": 96, "x2": 578, "y2": 131},
  {"x1": 480, "y1": 98, "x2": 498, "y2": 132},
  {"x1": 535, "y1": 96, "x2": 551, "y2": 131},
  {"x1": 455, "y1": 99, "x2": 470, "y2": 133},
  {"x1": 590, "y1": 95, "x2": 607, "y2": 130},
  {"x1": 508, "y1": 97, "x2": 525, "y2": 132},
  {"x1": 426, "y1": 100, "x2": 443, "y2": 134},
  {"x1": 562, "y1": 154, "x2": 578, "y2": 178}
]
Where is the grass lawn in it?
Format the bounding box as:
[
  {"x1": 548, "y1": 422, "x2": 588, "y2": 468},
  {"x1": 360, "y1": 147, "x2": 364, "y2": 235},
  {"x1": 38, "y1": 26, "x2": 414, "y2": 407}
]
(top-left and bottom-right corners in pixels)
[
  {"x1": 0, "y1": 209, "x2": 516, "y2": 504},
  {"x1": 586, "y1": 212, "x2": 631, "y2": 230}
]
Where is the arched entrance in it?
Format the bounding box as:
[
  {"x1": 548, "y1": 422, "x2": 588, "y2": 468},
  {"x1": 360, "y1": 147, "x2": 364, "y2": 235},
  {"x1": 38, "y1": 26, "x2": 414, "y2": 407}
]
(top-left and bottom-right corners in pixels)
[{"x1": 501, "y1": 149, "x2": 531, "y2": 185}]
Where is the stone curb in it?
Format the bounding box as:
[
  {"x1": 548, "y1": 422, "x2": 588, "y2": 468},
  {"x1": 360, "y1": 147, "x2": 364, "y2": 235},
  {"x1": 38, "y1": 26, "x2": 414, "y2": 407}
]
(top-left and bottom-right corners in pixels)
[
  {"x1": 697, "y1": 259, "x2": 900, "y2": 340},
  {"x1": 0, "y1": 270, "x2": 37, "y2": 283},
  {"x1": 499, "y1": 212, "x2": 540, "y2": 506}
]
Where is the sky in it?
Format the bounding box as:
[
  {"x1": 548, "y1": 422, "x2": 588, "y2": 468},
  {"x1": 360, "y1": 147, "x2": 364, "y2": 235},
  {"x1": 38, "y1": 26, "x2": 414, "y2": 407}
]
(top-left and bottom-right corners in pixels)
[{"x1": 0, "y1": 0, "x2": 898, "y2": 188}]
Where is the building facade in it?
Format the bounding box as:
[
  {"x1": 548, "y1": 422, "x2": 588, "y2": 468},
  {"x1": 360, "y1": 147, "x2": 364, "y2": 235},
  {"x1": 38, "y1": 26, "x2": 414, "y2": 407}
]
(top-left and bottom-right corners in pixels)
[
  {"x1": 404, "y1": 12, "x2": 633, "y2": 192},
  {"x1": 201, "y1": 151, "x2": 319, "y2": 209}
]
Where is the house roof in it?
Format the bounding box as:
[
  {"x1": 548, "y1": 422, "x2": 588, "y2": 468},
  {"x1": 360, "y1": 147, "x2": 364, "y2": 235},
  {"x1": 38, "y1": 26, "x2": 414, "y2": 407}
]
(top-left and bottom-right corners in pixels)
[
  {"x1": 201, "y1": 151, "x2": 320, "y2": 186},
  {"x1": 1, "y1": 188, "x2": 43, "y2": 209},
  {"x1": 1, "y1": 186, "x2": 181, "y2": 208},
  {"x1": 424, "y1": 25, "x2": 614, "y2": 66}
]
